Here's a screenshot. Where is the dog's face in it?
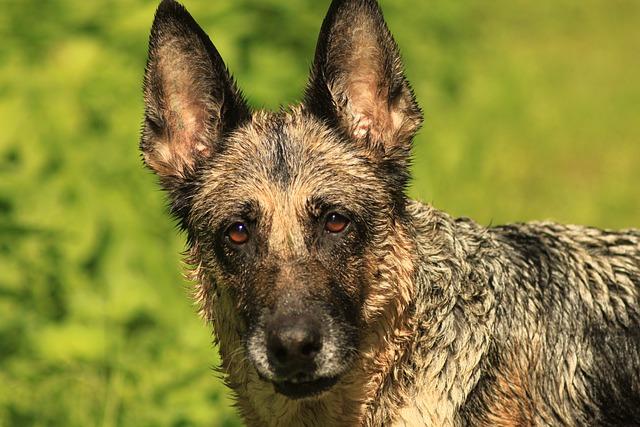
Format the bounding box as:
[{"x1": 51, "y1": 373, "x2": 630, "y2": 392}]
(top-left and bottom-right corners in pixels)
[{"x1": 141, "y1": 0, "x2": 422, "y2": 400}]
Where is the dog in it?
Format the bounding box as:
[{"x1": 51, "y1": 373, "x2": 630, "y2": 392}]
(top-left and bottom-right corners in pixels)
[{"x1": 139, "y1": 0, "x2": 640, "y2": 425}]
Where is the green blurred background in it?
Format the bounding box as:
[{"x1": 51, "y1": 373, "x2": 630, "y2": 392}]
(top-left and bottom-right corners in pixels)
[{"x1": 0, "y1": 0, "x2": 638, "y2": 425}]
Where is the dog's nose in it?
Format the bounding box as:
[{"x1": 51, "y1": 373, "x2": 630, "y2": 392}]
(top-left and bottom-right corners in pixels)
[{"x1": 266, "y1": 314, "x2": 322, "y2": 375}]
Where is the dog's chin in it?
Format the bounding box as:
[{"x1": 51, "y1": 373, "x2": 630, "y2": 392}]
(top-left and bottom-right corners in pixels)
[{"x1": 271, "y1": 375, "x2": 339, "y2": 400}]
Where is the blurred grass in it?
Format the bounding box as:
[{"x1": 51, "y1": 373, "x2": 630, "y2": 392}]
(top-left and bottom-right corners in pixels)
[{"x1": 0, "y1": 0, "x2": 638, "y2": 425}]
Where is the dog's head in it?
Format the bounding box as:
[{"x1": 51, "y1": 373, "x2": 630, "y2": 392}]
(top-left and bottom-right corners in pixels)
[{"x1": 141, "y1": 0, "x2": 422, "y2": 400}]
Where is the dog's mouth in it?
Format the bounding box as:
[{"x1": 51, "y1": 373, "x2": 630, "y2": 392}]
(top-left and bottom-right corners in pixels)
[{"x1": 271, "y1": 375, "x2": 339, "y2": 399}]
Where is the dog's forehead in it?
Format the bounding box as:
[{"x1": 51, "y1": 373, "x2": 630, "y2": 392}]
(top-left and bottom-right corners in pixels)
[
  {"x1": 229, "y1": 109, "x2": 362, "y2": 173},
  {"x1": 197, "y1": 109, "x2": 379, "y2": 209},
  {"x1": 206, "y1": 112, "x2": 372, "y2": 190}
]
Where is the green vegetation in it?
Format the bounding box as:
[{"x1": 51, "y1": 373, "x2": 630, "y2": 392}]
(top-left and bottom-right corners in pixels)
[{"x1": 1, "y1": 0, "x2": 638, "y2": 425}]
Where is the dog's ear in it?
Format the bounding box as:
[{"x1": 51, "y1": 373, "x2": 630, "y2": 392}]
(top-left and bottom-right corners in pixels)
[
  {"x1": 304, "y1": 0, "x2": 422, "y2": 159},
  {"x1": 141, "y1": 0, "x2": 250, "y2": 179}
]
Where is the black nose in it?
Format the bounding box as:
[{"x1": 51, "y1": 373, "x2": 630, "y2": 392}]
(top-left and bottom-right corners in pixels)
[{"x1": 266, "y1": 314, "x2": 322, "y2": 376}]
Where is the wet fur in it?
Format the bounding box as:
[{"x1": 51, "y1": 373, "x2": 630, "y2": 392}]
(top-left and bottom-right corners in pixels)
[{"x1": 140, "y1": 0, "x2": 640, "y2": 425}]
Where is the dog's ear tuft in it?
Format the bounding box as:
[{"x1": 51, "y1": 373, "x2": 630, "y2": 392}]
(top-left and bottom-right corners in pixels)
[
  {"x1": 141, "y1": 0, "x2": 250, "y2": 178},
  {"x1": 304, "y1": 0, "x2": 422, "y2": 158}
]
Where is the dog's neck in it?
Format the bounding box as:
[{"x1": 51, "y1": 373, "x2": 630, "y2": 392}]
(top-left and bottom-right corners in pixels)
[
  {"x1": 192, "y1": 201, "x2": 495, "y2": 426},
  {"x1": 364, "y1": 202, "x2": 497, "y2": 426}
]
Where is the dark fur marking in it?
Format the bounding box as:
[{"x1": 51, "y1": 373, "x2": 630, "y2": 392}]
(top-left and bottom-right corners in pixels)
[
  {"x1": 268, "y1": 116, "x2": 293, "y2": 186},
  {"x1": 588, "y1": 327, "x2": 640, "y2": 426}
]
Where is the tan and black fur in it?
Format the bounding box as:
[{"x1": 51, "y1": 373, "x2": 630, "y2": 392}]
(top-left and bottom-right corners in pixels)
[{"x1": 140, "y1": 0, "x2": 640, "y2": 425}]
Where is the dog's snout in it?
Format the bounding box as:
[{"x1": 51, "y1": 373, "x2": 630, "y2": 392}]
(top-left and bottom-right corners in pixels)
[{"x1": 267, "y1": 314, "x2": 322, "y2": 375}]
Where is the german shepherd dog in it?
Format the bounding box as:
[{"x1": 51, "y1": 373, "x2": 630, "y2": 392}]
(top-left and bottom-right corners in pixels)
[{"x1": 140, "y1": 0, "x2": 640, "y2": 425}]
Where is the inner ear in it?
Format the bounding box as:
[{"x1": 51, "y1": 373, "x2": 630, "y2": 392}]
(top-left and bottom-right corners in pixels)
[
  {"x1": 147, "y1": 41, "x2": 216, "y2": 166},
  {"x1": 304, "y1": 0, "x2": 422, "y2": 157}
]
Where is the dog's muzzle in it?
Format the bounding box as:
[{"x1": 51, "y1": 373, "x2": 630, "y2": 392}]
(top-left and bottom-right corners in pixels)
[{"x1": 264, "y1": 312, "x2": 338, "y2": 399}]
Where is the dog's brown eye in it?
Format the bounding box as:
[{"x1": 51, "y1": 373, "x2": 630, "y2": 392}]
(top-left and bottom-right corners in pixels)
[
  {"x1": 227, "y1": 222, "x2": 249, "y2": 245},
  {"x1": 325, "y1": 212, "x2": 349, "y2": 234}
]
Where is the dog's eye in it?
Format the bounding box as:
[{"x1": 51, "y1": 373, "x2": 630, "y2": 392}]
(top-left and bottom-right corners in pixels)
[
  {"x1": 227, "y1": 222, "x2": 250, "y2": 245},
  {"x1": 324, "y1": 212, "x2": 350, "y2": 234}
]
